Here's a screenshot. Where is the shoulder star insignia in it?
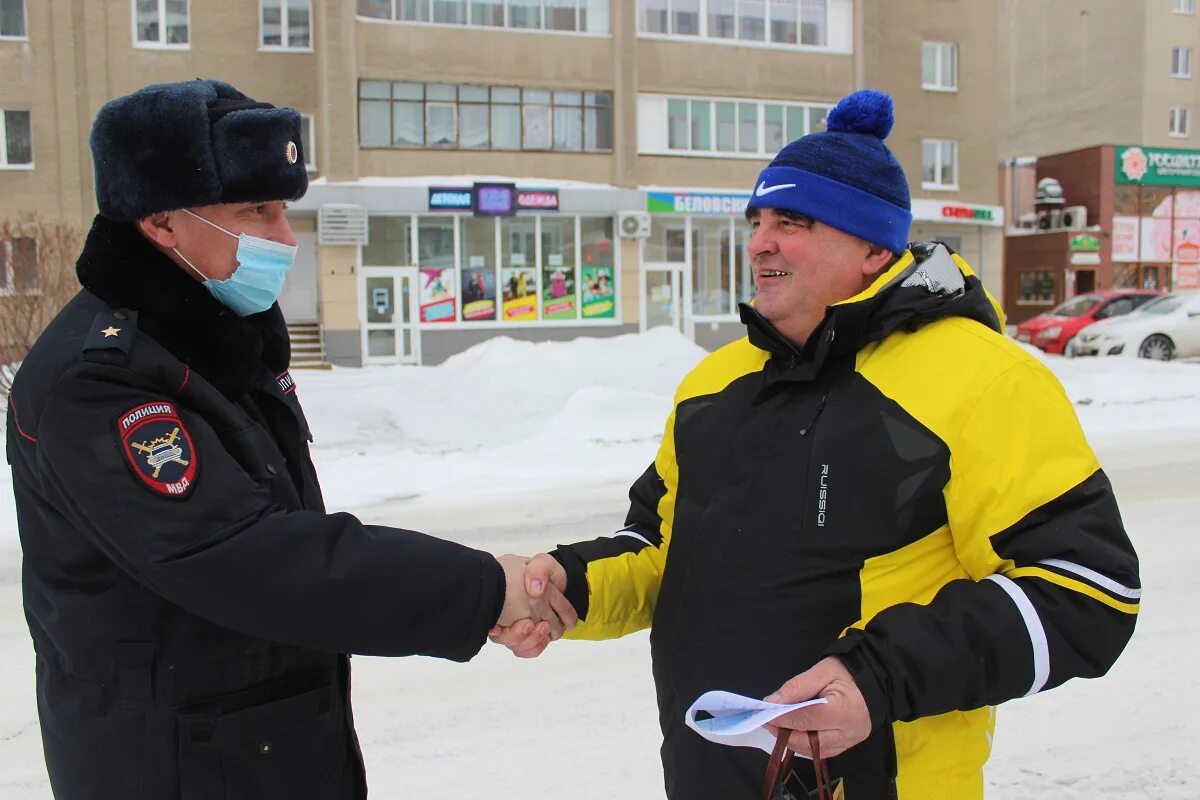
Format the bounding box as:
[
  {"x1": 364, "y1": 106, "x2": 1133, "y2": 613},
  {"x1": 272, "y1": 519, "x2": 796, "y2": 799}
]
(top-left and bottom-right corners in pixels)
[{"x1": 101, "y1": 326, "x2": 121, "y2": 338}]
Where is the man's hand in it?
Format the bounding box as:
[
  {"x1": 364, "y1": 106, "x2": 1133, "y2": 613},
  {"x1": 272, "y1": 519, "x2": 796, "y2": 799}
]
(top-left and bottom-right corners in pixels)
[
  {"x1": 762, "y1": 657, "x2": 872, "y2": 759},
  {"x1": 494, "y1": 554, "x2": 576, "y2": 643},
  {"x1": 489, "y1": 553, "x2": 571, "y2": 658}
]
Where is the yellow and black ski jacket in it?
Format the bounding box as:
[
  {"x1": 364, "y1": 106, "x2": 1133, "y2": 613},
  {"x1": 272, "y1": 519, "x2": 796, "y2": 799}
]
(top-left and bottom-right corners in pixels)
[{"x1": 551, "y1": 243, "x2": 1140, "y2": 799}]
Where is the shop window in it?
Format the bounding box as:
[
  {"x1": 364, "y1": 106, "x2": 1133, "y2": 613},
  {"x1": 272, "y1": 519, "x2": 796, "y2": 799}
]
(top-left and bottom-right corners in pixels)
[
  {"x1": 580, "y1": 217, "x2": 615, "y2": 318},
  {"x1": 134, "y1": 0, "x2": 188, "y2": 47},
  {"x1": 1112, "y1": 264, "x2": 1137, "y2": 289},
  {"x1": 691, "y1": 217, "x2": 732, "y2": 315},
  {"x1": 501, "y1": 218, "x2": 538, "y2": 321},
  {"x1": 1017, "y1": 270, "x2": 1055, "y2": 305},
  {"x1": 417, "y1": 217, "x2": 456, "y2": 322},
  {"x1": 645, "y1": 218, "x2": 688, "y2": 262},
  {"x1": 363, "y1": 216, "x2": 413, "y2": 266},
  {"x1": 734, "y1": 225, "x2": 752, "y2": 304},
  {"x1": 460, "y1": 216, "x2": 498, "y2": 321},
  {"x1": 540, "y1": 217, "x2": 577, "y2": 320}
]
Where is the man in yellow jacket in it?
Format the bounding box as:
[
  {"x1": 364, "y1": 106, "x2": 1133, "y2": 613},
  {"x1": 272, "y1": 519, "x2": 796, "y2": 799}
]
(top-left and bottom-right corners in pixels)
[{"x1": 492, "y1": 89, "x2": 1139, "y2": 799}]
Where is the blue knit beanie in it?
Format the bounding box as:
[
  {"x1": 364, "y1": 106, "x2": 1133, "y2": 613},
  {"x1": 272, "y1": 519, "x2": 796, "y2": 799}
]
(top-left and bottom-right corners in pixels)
[
  {"x1": 90, "y1": 79, "x2": 308, "y2": 221},
  {"x1": 746, "y1": 89, "x2": 911, "y2": 254}
]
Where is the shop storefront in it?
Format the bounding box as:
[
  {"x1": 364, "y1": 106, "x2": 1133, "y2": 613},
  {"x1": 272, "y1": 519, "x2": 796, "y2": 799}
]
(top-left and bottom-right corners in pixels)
[
  {"x1": 1111, "y1": 146, "x2": 1200, "y2": 292},
  {"x1": 642, "y1": 188, "x2": 752, "y2": 350},
  {"x1": 291, "y1": 179, "x2": 641, "y2": 365}
]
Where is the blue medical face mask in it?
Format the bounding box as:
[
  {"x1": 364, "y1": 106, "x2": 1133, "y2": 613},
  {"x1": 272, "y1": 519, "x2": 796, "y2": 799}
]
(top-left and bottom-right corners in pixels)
[{"x1": 173, "y1": 208, "x2": 298, "y2": 317}]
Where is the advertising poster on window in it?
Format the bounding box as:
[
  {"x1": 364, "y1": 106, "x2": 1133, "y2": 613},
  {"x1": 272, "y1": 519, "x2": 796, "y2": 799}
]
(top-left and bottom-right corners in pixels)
[
  {"x1": 542, "y1": 260, "x2": 577, "y2": 320},
  {"x1": 419, "y1": 267, "x2": 457, "y2": 322},
  {"x1": 581, "y1": 266, "x2": 615, "y2": 318},
  {"x1": 461, "y1": 267, "x2": 497, "y2": 321},
  {"x1": 501, "y1": 266, "x2": 537, "y2": 320}
]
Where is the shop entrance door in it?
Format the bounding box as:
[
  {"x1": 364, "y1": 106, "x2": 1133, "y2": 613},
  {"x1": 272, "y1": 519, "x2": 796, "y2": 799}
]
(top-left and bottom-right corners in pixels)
[
  {"x1": 361, "y1": 267, "x2": 420, "y2": 365},
  {"x1": 642, "y1": 263, "x2": 692, "y2": 338}
]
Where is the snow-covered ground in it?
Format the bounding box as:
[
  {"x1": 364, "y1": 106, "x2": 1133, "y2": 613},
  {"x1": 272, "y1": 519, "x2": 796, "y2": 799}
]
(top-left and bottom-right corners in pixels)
[{"x1": 0, "y1": 329, "x2": 1197, "y2": 798}]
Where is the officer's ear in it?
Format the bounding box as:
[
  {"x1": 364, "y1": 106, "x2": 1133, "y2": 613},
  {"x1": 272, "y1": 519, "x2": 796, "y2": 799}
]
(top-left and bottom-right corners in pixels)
[{"x1": 137, "y1": 211, "x2": 179, "y2": 249}]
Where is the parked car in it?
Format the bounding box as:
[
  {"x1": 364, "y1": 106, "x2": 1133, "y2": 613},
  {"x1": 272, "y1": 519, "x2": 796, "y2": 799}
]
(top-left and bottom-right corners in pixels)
[
  {"x1": 1073, "y1": 291, "x2": 1200, "y2": 360},
  {"x1": 1014, "y1": 289, "x2": 1160, "y2": 356}
]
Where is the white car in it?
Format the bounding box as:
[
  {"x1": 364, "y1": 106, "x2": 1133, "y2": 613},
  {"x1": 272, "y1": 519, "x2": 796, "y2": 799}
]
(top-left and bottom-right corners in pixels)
[{"x1": 1073, "y1": 291, "x2": 1200, "y2": 360}]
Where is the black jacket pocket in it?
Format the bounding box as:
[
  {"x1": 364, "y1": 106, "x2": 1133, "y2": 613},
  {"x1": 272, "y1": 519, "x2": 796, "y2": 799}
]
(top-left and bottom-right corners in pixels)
[{"x1": 177, "y1": 673, "x2": 356, "y2": 800}]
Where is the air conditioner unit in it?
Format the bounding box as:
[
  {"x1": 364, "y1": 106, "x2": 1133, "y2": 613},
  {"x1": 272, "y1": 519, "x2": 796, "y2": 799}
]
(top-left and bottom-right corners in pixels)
[
  {"x1": 618, "y1": 211, "x2": 652, "y2": 239},
  {"x1": 1060, "y1": 205, "x2": 1088, "y2": 229},
  {"x1": 318, "y1": 204, "x2": 368, "y2": 246},
  {"x1": 1037, "y1": 209, "x2": 1062, "y2": 231},
  {"x1": 1018, "y1": 212, "x2": 1038, "y2": 230}
]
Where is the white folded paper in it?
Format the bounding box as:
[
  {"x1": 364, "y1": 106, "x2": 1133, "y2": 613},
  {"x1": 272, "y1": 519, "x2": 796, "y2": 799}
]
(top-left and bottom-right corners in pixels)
[{"x1": 684, "y1": 689, "x2": 828, "y2": 753}]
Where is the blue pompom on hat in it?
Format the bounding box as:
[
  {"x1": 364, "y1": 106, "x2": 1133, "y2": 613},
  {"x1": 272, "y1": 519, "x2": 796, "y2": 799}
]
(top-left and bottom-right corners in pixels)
[
  {"x1": 89, "y1": 79, "x2": 308, "y2": 221},
  {"x1": 746, "y1": 89, "x2": 912, "y2": 254}
]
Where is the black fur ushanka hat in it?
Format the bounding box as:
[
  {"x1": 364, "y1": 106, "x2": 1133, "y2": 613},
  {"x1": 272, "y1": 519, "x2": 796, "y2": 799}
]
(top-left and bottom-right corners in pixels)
[{"x1": 89, "y1": 79, "x2": 308, "y2": 221}]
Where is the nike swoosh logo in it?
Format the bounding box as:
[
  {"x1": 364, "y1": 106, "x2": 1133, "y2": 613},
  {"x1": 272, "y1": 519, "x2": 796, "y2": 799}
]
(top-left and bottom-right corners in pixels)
[{"x1": 755, "y1": 181, "x2": 797, "y2": 197}]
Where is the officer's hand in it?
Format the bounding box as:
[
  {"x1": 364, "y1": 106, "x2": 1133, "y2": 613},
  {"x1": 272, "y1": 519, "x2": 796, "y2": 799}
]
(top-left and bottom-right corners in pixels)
[
  {"x1": 489, "y1": 553, "x2": 572, "y2": 658},
  {"x1": 494, "y1": 554, "x2": 576, "y2": 645},
  {"x1": 761, "y1": 656, "x2": 872, "y2": 759}
]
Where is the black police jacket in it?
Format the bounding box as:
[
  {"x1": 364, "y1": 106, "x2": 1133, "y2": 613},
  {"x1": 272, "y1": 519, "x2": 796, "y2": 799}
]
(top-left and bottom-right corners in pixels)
[{"x1": 6, "y1": 216, "x2": 505, "y2": 799}]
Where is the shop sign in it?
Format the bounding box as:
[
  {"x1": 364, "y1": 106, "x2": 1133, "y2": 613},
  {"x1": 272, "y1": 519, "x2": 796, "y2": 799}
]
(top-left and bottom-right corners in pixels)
[
  {"x1": 1116, "y1": 146, "x2": 1200, "y2": 187},
  {"x1": 1069, "y1": 234, "x2": 1101, "y2": 252},
  {"x1": 474, "y1": 183, "x2": 517, "y2": 216},
  {"x1": 941, "y1": 205, "x2": 995, "y2": 222},
  {"x1": 1176, "y1": 240, "x2": 1200, "y2": 263},
  {"x1": 516, "y1": 190, "x2": 559, "y2": 211},
  {"x1": 428, "y1": 187, "x2": 473, "y2": 211},
  {"x1": 910, "y1": 199, "x2": 1003, "y2": 227},
  {"x1": 647, "y1": 191, "x2": 750, "y2": 216},
  {"x1": 1070, "y1": 252, "x2": 1101, "y2": 266}
]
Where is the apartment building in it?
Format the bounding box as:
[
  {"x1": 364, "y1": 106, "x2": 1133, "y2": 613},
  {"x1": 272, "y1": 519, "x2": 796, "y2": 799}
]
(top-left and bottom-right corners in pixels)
[
  {"x1": 1, "y1": 0, "x2": 1003, "y2": 366},
  {"x1": 999, "y1": 0, "x2": 1200, "y2": 322}
]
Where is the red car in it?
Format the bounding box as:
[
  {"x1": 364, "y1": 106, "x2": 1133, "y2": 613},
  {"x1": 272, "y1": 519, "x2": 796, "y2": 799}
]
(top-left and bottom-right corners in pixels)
[{"x1": 1015, "y1": 289, "x2": 1160, "y2": 356}]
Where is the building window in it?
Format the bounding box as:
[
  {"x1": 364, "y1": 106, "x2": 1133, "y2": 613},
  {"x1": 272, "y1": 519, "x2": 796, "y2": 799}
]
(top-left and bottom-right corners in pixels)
[
  {"x1": 922, "y1": 41, "x2": 957, "y2": 91},
  {"x1": 1017, "y1": 270, "x2": 1055, "y2": 305},
  {"x1": 1174, "y1": 0, "x2": 1194, "y2": 13},
  {"x1": 357, "y1": 0, "x2": 610, "y2": 34},
  {"x1": 1172, "y1": 46, "x2": 1191, "y2": 77},
  {"x1": 0, "y1": 0, "x2": 27, "y2": 38},
  {"x1": 640, "y1": 0, "x2": 829, "y2": 47},
  {"x1": 261, "y1": 0, "x2": 311, "y2": 49},
  {"x1": 299, "y1": 114, "x2": 316, "y2": 171},
  {"x1": 0, "y1": 237, "x2": 37, "y2": 295},
  {"x1": 134, "y1": 0, "x2": 189, "y2": 47},
  {"x1": 1170, "y1": 106, "x2": 1190, "y2": 137},
  {"x1": 922, "y1": 138, "x2": 958, "y2": 189},
  {"x1": 644, "y1": 93, "x2": 829, "y2": 157},
  {"x1": 359, "y1": 80, "x2": 612, "y2": 152},
  {"x1": 0, "y1": 109, "x2": 32, "y2": 168}
]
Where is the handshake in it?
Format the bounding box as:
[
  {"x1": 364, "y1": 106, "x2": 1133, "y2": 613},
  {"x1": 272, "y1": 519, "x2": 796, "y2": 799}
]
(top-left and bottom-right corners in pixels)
[{"x1": 491, "y1": 554, "x2": 575, "y2": 657}]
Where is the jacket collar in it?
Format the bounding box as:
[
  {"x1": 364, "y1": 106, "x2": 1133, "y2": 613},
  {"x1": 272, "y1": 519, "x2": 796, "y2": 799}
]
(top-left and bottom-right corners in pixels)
[
  {"x1": 741, "y1": 242, "x2": 1003, "y2": 376},
  {"x1": 75, "y1": 214, "x2": 290, "y2": 398}
]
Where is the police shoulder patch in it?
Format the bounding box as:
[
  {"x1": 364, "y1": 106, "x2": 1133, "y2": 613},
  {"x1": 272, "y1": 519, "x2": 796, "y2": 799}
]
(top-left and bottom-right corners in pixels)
[{"x1": 117, "y1": 401, "x2": 198, "y2": 498}]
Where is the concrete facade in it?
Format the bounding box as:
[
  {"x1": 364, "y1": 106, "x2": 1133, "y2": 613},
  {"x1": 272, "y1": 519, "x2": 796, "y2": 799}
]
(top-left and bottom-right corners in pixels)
[{"x1": 3, "y1": 0, "x2": 1005, "y2": 365}]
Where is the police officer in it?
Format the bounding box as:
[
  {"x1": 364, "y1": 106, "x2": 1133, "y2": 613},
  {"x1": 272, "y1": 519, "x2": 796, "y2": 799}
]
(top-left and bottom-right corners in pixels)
[{"x1": 6, "y1": 79, "x2": 573, "y2": 799}]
